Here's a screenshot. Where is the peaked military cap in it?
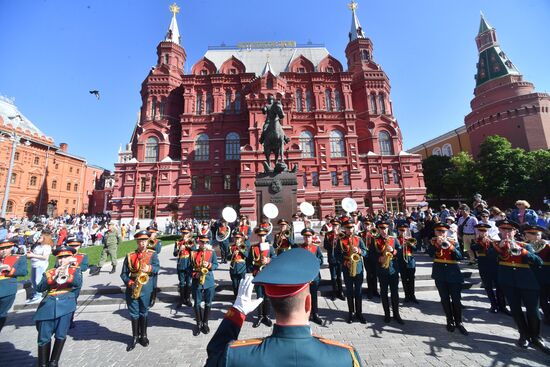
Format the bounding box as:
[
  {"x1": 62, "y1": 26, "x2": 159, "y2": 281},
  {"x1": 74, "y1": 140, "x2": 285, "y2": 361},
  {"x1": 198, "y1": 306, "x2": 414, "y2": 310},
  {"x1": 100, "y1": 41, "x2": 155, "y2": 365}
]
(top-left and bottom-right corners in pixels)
[
  {"x1": 253, "y1": 248, "x2": 320, "y2": 298},
  {"x1": 375, "y1": 220, "x2": 391, "y2": 228},
  {"x1": 198, "y1": 234, "x2": 210, "y2": 242},
  {"x1": 134, "y1": 230, "x2": 150, "y2": 239},
  {"x1": 255, "y1": 227, "x2": 268, "y2": 236},
  {"x1": 146, "y1": 226, "x2": 158, "y2": 233},
  {"x1": 180, "y1": 227, "x2": 192, "y2": 233},
  {"x1": 277, "y1": 219, "x2": 289, "y2": 226},
  {"x1": 54, "y1": 245, "x2": 77, "y2": 257},
  {"x1": 0, "y1": 239, "x2": 16, "y2": 249},
  {"x1": 434, "y1": 223, "x2": 450, "y2": 230},
  {"x1": 474, "y1": 223, "x2": 492, "y2": 230},
  {"x1": 330, "y1": 218, "x2": 341, "y2": 225},
  {"x1": 496, "y1": 219, "x2": 520, "y2": 230},
  {"x1": 397, "y1": 223, "x2": 409, "y2": 229},
  {"x1": 233, "y1": 231, "x2": 244, "y2": 238},
  {"x1": 523, "y1": 224, "x2": 546, "y2": 233},
  {"x1": 65, "y1": 236, "x2": 83, "y2": 246},
  {"x1": 301, "y1": 228, "x2": 315, "y2": 237}
]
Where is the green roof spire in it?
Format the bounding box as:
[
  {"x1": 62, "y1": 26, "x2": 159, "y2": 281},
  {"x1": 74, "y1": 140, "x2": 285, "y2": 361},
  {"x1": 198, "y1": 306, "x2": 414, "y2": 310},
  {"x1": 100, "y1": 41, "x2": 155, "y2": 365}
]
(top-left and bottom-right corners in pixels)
[{"x1": 478, "y1": 11, "x2": 493, "y2": 35}]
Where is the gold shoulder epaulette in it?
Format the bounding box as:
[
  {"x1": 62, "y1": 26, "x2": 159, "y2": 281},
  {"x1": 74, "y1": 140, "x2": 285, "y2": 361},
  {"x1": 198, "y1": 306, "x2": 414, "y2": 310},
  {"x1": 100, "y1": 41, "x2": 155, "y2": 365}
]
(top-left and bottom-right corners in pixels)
[
  {"x1": 314, "y1": 336, "x2": 360, "y2": 367},
  {"x1": 229, "y1": 338, "x2": 264, "y2": 348}
]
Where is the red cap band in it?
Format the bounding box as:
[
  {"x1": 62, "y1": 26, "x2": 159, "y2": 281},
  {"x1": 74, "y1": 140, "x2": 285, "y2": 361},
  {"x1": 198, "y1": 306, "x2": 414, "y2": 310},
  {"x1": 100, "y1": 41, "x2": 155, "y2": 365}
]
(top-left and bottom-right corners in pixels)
[{"x1": 264, "y1": 283, "x2": 310, "y2": 298}]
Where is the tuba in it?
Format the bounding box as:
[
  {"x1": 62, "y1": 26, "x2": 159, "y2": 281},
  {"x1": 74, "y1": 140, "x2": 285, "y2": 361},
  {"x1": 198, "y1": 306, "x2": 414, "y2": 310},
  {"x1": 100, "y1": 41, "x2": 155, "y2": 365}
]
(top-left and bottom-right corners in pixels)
[
  {"x1": 531, "y1": 239, "x2": 548, "y2": 253},
  {"x1": 215, "y1": 225, "x2": 230, "y2": 242},
  {"x1": 262, "y1": 203, "x2": 278, "y2": 237}
]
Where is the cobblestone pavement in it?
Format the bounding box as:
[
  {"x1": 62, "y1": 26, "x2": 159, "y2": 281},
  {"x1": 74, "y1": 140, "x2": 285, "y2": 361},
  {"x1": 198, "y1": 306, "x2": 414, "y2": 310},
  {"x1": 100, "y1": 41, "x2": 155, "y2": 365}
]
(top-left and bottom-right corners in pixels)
[{"x1": 2, "y1": 246, "x2": 550, "y2": 366}]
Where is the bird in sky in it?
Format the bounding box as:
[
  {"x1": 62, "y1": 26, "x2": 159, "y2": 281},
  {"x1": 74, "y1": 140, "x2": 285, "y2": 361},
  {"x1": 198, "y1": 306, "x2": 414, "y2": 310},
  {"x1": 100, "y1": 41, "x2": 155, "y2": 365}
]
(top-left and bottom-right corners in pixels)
[
  {"x1": 8, "y1": 114, "x2": 23, "y2": 121},
  {"x1": 89, "y1": 90, "x2": 100, "y2": 100}
]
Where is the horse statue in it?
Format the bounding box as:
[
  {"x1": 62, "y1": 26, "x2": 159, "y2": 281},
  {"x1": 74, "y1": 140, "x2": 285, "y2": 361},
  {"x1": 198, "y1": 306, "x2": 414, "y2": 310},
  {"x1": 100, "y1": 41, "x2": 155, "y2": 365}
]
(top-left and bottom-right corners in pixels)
[{"x1": 259, "y1": 96, "x2": 290, "y2": 173}]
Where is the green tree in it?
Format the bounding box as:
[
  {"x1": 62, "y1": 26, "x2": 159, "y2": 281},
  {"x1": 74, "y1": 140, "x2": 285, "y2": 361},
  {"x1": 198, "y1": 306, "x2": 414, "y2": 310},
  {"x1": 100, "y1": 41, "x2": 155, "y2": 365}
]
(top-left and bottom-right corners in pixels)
[
  {"x1": 421, "y1": 155, "x2": 452, "y2": 199},
  {"x1": 525, "y1": 149, "x2": 550, "y2": 208},
  {"x1": 442, "y1": 151, "x2": 482, "y2": 200}
]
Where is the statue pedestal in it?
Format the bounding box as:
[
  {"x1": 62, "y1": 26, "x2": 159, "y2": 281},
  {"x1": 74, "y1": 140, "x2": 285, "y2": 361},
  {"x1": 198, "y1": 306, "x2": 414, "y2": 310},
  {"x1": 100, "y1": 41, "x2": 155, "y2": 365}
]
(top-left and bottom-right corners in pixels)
[{"x1": 255, "y1": 171, "x2": 297, "y2": 229}]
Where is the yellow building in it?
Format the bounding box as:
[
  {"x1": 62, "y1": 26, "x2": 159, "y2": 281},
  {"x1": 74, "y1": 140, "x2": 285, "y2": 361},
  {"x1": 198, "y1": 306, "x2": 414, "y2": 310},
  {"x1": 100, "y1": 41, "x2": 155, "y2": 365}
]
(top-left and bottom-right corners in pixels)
[{"x1": 407, "y1": 126, "x2": 471, "y2": 159}]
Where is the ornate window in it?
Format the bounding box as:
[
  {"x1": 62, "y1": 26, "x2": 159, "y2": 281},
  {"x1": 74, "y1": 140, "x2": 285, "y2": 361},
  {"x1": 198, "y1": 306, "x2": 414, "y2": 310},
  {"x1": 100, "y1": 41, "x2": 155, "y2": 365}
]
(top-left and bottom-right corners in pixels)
[
  {"x1": 361, "y1": 50, "x2": 371, "y2": 61},
  {"x1": 331, "y1": 172, "x2": 338, "y2": 186},
  {"x1": 193, "y1": 205, "x2": 210, "y2": 220},
  {"x1": 51, "y1": 180, "x2": 57, "y2": 189},
  {"x1": 379, "y1": 131, "x2": 393, "y2": 156},
  {"x1": 151, "y1": 98, "x2": 157, "y2": 119},
  {"x1": 383, "y1": 169, "x2": 390, "y2": 184},
  {"x1": 140, "y1": 177, "x2": 147, "y2": 192},
  {"x1": 343, "y1": 171, "x2": 350, "y2": 185},
  {"x1": 393, "y1": 169, "x2": 399, "y2": 184},
  {"x1": 299, "y1": 131, "x2": 315, "y2": 158},
  {"x1": 224, "y1": 175, "x2": 231, "y2": 190},
  {"x1": 6, "y1": 200, "x2": 14, "y2": 213},
  {"x1": 29, "y1": 175, "x2": 37, "y2": 186},
  {"x1": 334, "y1": 199, "x2": 343, "y2": 215},
  {"x1": 14, "y1": 152, "x2": 19, "y2": 161},
  {"x1": 24, "y1": 201, "x2": 34, "y2": 215},
  {"x1": 303, "y1": 172, "x2": 307, "y2": 188},
  {"x1": 191, "y1": 176, "x2": 198, "y2": 191},
  {"x1": 432, "y1": 147, "x2": 442, "y2": 156},
  {"x1": 442, "y1": 143, "x2": 453, "y2": 157},
  {"x1": 204, "y1": 176, "x2": 211, "y2": 191},
  {"x1": 311, "y1": 172, "x2": 319, "y2": 186},
  {"x1": 306, "y1": 90, "x2": 313, "y2": 112},
  {"x1": 378, "y1": 94, "x2": 386, "y2": 114},
  {"x1": 370, "y1": 94, "x2": 377, "y2": 114},
  {"x1": 74, "y1": 183, "x2": 79, "y2": 192},
  {"x1": 150, "y1": 176, "x2": 156, "y2": 193},
  {"x1": 325, "y1": 89, "x2": 333, "y2": 111},
  {"x1": 295, "y1": 89, "x2": 303, "y2": 112},
  {"x1": 138, "y1": 205, "x2": 155, "y2": 219},
  {"x1": 159, "y1": 102, "x2": 165, "y2": 118},
  {"x1": 144, "y1": 137, "x2": 159, "y2": 162},
  {"x1": 225, "y1": 132, "x2": 240, "y2": 160},
  {"x1": 66, "y1": 182, "x2": 71, "y2": 191},
  {"x1": 196, "y1": 91, "x2": 203, "y2": 115},
  {"x1": 34, "y1": 156, "x2": 40, "y2": 165},
  {"x1": 234, "y1": 92, "x2": 241, "y2": 113},
  {"x1": 195, "y1": 134, "x2": 209, "y2": 161},
  {"x1": 205, "y1": 92, "x2": 213, "y2": 114},
  {"x1": 225, "y1": 89, "x2": 232, "y2": 112},
  {"x1": 330, "y1": 130, "x2": 345, "y2": 157},
  {"x1": 334, "y1": 90, "x2": 342, "y2": 111},
  {"x1": 10, "y1": 173, "x2": 17, "y2": 184}
]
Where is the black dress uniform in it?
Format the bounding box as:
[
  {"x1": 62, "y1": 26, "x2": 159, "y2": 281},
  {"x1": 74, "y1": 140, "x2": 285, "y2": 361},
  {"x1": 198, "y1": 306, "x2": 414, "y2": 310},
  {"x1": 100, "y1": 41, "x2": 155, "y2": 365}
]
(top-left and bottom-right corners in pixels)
[
  {"x1": 524, "y1": 225, "x2": 550, "y2": 325},
  {"x1": 205, "y1": 249, "x2": 363, "y2": 367},
  {"x1": 173, "y1": 228, "x2": 194, "y2": 307},
  {"x1": 323, "y1": 219, "x2": 345, "y2": 300},
  {"x1": 0, "y1": 239, "x2": 28, "y2": 333},
  {"x1": 229, "y1": 232, "x2": 248, "y2": 297},
  {"x1": 492, "y1": 220, "x2": 550, "y2": 353},
  {"x1": 300, "y1": 228, "x2": 324, "y2": 325},
  {"x1": 247, "y1": 227, "x2": 276, "y2": 328},
  {"x1": 335, "y1": 221, "x2": 367, "y2": 324},
  {"x1": 33, "y1": 246, "x2": 82, "y2": 367},
  {"x1": 189, "y1": 234, "x2": 219, "y2": 336},
  {"x1": 373, "y1": 221, "x2": 403, "y2": 324},
  {"x1": 146, "y1": 226, "x2": 162, "y2": 307},
  {"x1": 120, "y1": 230, "x2": 160, "y2": 351},
  {"x1": 427, "y1": 223, "x2": 468, "y2": 335},
  {"x1": 470, "y1": 224, "x2": 507, "y2": 313},
  {"x1": 396, "y1": 225, "x2": 418, "y2": 303}
]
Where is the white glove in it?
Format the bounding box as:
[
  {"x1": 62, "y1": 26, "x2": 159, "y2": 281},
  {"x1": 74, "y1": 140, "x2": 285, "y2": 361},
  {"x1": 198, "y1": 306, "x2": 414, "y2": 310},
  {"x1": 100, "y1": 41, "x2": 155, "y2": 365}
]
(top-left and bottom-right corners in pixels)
[{"x1": 233, "y1": 274, "x2": 263, "y2": 315}]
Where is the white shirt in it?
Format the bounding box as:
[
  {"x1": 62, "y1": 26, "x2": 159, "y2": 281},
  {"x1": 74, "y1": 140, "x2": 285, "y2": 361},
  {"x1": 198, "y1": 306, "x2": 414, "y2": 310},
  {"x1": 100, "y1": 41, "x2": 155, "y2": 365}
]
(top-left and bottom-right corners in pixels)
[{"x1": 31, "y1": 244, "x2": 51, "y2": 267}]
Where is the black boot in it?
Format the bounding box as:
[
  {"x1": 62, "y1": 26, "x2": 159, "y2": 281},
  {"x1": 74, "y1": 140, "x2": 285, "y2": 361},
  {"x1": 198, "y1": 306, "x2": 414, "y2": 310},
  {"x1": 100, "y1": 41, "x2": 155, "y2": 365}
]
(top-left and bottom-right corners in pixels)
[
  {"x1": 183, "y1": 285, "x2": 192, "y2": 307},
  {"x1": 49, "y1": 338, "x2": 66, "y2": 367},
  {"x1": 452, "y1": 301, "x2": 468, "y2": 336},
  {"x1": 0, "y1": 317, "x2": 6, "y2": 333},
  {"x1": 193, "y1": 308, "x2": 202, "y2": 336},
  {"x1": 202, "y1": 306, "x2": 211, "y2": 334},
  {"x1": 496, "y1": 288, "x2": 511, "y2": 316},
  {"x1": 310, "y1": 290, "x2": 323, "y2": 325},
  {"x1": 409, "y1": 276, "x2": 419, "y2": 304},
  {"x1": 178, "y1": 287, "x2": 185, "y2": 307},
  {"x1": 336, "y1": 277, "x2": 345, "y2": 300},
  {"x1": 139, "y1": 316, "x2": 149, "y2": 347},
  {"x1": 402, "y1": 278, "x2": 410, "y2": 302},
  {"x1": 37, "y1": 342, "x2": 51, "y2": 367},
  {"x1": 486, "y1": 288, "x2": 498, "y2": 313},
  {"x1": 90, "y1": 266, "x2": 101, "y2": 276},
  {"x1": 442, "y1": 300, "x2": 454, "y2": 332},
  {"x1": 391, "y1": 294, "x2": 404, "y2": 325},
  {"x1": 149, "y1": 287, "x2": 157, "y2": 307},
  {"x1": 253, "y1": 302, "x2": 263, "y2": 328},
  {"x1": 261, "y1": 300, "x2": 272, "y2": 327},
  {"x1": 527, "y1": 312, "x2": 550, "y2": 355},
  {"x1": 355, "y1": 297, "x2": 366, "y2": 324},
  {"x1": 69, "y1": 313, "x2": 76, "y2": 329},
  {"x1": 346, "y1": 296, "x2": 355, "y2": 324},
  {"x1": 127, "y1": 319, "x2": 139, "y2": 351},
  {"x1": 109, "y1": 265, "x2": 116, "y2": 274},
  {"x1": 512, "y1": 313, "x2": 530, "y2": 348},
  {"x1": 381, "y1": 294, "x2": 391, "y2": 323},
  {"x1": 330, "y1": 280, "x2": 338, "y2": 301}
]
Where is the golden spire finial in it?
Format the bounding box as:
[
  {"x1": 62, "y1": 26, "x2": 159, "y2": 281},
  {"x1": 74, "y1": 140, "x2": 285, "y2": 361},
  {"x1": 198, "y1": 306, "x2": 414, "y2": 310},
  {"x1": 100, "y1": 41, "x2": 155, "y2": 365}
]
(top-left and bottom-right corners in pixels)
[
  {"x1": 169, "y1": 3, "x2": 180, "y2": 16},
  {"x1": 348, "y1": 0, "x2": 358, "y2": 11}
]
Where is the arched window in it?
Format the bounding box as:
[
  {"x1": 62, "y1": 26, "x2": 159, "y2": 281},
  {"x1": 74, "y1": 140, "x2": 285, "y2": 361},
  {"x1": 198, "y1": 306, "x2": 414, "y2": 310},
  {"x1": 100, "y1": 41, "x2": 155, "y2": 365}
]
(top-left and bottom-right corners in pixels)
[
  {"x1": 144, "y1": 137, "x2": 159, "y2": 162},
  {"x1": 442, "y1": 144, "x2": 453, "y2": 157},
  {"x1": 305, "y1": 90, "x2": 313, "y2": 112},
  {"x1": 151, "y1": 98, "x2": 157, "y2": 119},
  {"x1": 225, "y1": 89, "x2": 232, "y2": 112},
  {"x1": 52, "y1": 180, "x2": 57, "y2": 189},
  {"x1": 296, "y1": 89, "x2": 303, "y2": 112},
  {"x1": 24, "y1": 201, "x2": 34, "y2": 215},
  {"x1": 334, "y1": 90, "x2": 342, "y2": 111},
  {"x1": 432, "y1": 147, "x2": 442, "y2": 156},
  {"x1": 10, "y1": 173, "x2": 17, "y2": 184},
  {"x1": 159, "y1": 101, "x2": 165, "y2": 117},
  {"x1": 66, "y1": 182, "x2": 71, "y2": 191},
  {"x1": 299, "y1": 131, "x2": 315, "y2": 158},
  {"x1": 234, "y1": 92, "x2": 241, "y2": 113},
  {"x1": 330, "y1": 130, "x2": 345, "y2": 157},
  {"x1": 195, "y1": 134, "x2": 209, "y2": 161},
  {"x1": 379, "y1": 131, "x2": 393, "y2": 155},
  {"x1": 74, "y1": 183, "x2": 79, "y2": 192},
  {"x1": 29, "y1": 175, "x2": 37, "y2": 186},
  {"x1": 196, "y1": 91, "x2": 203, "y2": 115},
  {"x1": 205, "y1": 92, "x2": 213, "y2": 114},
  {"x1": 325, "y1": 89, "x2": 333, "y2": 112},
  {"x1": 370, "y1": 94, "x2": 377, "y2": 114},
  {"x1": 225, "y1": 132, "x2": 240, "y2": 160},
  {"x1": 361, "y1": 50, "x2": 371, "y2": 61},
  {"x1": 6, "y1": 200, "x2": 14, "y2": 213},
  {"x1": 378, "y1": 94, "x2": 386, "y2": 114}
]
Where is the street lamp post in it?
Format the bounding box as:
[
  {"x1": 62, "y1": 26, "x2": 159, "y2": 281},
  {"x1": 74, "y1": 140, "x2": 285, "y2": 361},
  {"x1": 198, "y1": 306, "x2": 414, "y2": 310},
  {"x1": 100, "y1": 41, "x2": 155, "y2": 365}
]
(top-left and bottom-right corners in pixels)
[{"x1": 0, "y1": 130, "x2": 31, "y2": 218}]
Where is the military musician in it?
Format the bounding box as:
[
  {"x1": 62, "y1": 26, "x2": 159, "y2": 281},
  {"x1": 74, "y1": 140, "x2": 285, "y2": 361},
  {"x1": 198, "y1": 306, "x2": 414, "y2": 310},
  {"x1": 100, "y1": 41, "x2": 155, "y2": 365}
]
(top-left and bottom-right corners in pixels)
[
  {"x1": 523, "y1": 225, "x2": 550, "y2": 325},
  {"x1": 324, "y1": 218, "x2": 345, "y2": 301},
  {"x1": 33, "y1": 245, "x2": 82, "y2": 366},
  {"x1": 247, "y1": 227, "x2": 276, "y2": 328},
  {"x1": 197, "y1": 220, "x2": 213, "y2": 242},
  {"x1": 120, "y1": 230, "x2": 160, "y2": 351},
  {"x1": 428, "y1": 223, "x2": 468, "y2": 335},
  {"x1": 216, "y1": 220, "x2": 231, "y2": 264},
  {"x1": 238, "y1": 215, "x2": 252, "y2": 248},
  {"x1": 273, "y1": 219, "x2": 294, "y2": 255},
  {"x1": 229, "y1": 231, "x2": 248, "y2": 297},
  {"x1": 64, "y1": 236, "x2": 89, "y2": 328},
  {"x1": 335, "y1": 220, "x2": 367, "y2": 324},
  {"x1": 0, "y1": 238, "x2": 28, "y2": 333},
  {"x1": 396, "y1": 223, "x2": 418, "y2": 304},
  {"x1": 189, "y1": 234, "x2": 218, "y2": 336},
  {"x1": 363, "y1": 218, "x2": 380, "y2": 299},
  {"x1": 299, "y1": 228, "x2": 324, "y2": 325},
  {"x1": 146, "y1": 226, "x2": 162, "y2": 307},
  {"x1": 173, "y1": 227, "x2": 194, "y2": 307}
]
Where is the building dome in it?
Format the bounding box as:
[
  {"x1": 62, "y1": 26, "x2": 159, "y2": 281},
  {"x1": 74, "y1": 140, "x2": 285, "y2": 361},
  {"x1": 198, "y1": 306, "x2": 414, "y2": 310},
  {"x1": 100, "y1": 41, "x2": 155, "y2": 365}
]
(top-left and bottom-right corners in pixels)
[{"x1": 0, "y1": 95, "x2": 51, "y2": 141}]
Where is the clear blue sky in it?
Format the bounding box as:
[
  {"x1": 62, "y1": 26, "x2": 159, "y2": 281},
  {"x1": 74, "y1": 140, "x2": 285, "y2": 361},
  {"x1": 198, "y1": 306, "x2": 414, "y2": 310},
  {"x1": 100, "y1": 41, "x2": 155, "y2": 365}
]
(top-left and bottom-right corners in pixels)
[{"x1": 1, "y1": 0, "x2": 549, "y2": 170}]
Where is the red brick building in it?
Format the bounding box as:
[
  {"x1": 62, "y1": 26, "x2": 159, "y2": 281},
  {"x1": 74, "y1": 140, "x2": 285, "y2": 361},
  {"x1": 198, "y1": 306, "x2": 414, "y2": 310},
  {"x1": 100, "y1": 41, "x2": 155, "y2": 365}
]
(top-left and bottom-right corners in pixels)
[{"x1": 112, "y1": 3, "x2": 426, "y2": 227}]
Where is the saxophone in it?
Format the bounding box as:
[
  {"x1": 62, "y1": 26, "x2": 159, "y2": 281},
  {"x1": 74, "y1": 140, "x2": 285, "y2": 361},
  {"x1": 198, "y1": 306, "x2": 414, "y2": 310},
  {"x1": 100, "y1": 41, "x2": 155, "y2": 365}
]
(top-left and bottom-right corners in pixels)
[
  {"x1": 380, "y1": 237, "x2": 394, "y2": 269},
  {"x1": 253, "y1": 245, "x2": 265, "y2": 272},
  {"x1": 347, "y1": 234, "x2": 361, "y2": 277},
  {"x1": 131, "y1": 258, "x2": 150, "y2": 300},
  {"x1": 196, "y1": 251, "x2": 209, "y2": 285}
]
